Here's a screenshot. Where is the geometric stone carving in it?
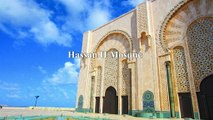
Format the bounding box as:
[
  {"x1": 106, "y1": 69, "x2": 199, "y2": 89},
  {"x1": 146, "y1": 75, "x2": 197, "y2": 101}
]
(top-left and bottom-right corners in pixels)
[
  {"x1": 104, "y1": 49, "x2": 119, "y2": 93},
  {"x1": 187, "y1": 18, "x2": 213, "y2": 91},
  {"x1": 96, "y1": 67, "x2": 102, "y2": 96},
  {"x1": 143, "y1": 90, "x2": 155, "y2": 112},
  {"x1": 173, "y1": 46, "x2": 190, "y2": 92},
  {"x1": 122, "y1": 60, "x2": 130, "y2": 95},
  {"x1": 137, "y1": 3, "x2": 148, "y2": 37}
]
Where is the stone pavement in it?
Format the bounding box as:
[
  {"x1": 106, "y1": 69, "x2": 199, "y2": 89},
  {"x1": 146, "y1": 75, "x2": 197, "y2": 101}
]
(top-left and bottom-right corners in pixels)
[{"x1": 0, "y1": 107, "x2": 183, "y2": 120}]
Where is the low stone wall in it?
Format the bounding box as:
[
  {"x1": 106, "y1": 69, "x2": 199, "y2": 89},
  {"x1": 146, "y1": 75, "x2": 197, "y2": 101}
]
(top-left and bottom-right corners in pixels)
[
  {"x1": 1, "y1": 107, "x2": 28, "y2": 110},
  {"x1": 1, "y1": 106, "x2": 75, "y2": 112},
  {"x1": 28, "y1": 106, "x2": 75, "y2": 111}
]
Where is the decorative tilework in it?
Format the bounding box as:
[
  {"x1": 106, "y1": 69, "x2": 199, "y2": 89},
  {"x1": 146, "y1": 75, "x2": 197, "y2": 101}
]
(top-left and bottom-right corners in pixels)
[
  {"x1": 143, "y1": 90, "x2": 155, "y2": 112},
  {"x1": 187, "y1": 18, "x2": 213, "y2": 91},
  {"x1": 173, "y1": 47, "x2": 190, "y2": 92}
]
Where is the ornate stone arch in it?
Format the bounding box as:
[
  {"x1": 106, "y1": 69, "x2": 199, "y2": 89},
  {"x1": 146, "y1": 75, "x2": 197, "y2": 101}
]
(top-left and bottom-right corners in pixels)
[
  {"x1": 93, "y1": 30, "x2": 133, "y2": 53},
  {"x1": 158, "y1": 0, "x2": 213, "y2": 92},
  {"x1": 159, "y1": 0, "x2": 213, "y2": 51},
  {"x1": 91, "y1": 30, "x2": 132, "y2": 71}
]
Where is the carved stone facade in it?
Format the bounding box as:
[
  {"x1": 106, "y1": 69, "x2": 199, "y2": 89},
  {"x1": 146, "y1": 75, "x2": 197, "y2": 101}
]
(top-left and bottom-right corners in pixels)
[
  {"x1": 77, "y1": 0, "x2": 213, "y2": 119},
  {"x1": 187, "y1": 18, "x2": 213, "y2": 91},
  {"x1": 96, "y1": 67, "x2": 102, "y2": 96},
  {"x1": 122, "y1": 60, "x2": 130, "y2": 95},
  {"x1": 137, "y1": 3, "x2": 148, "y2": 37},
  {"x1": 173, "y1": 46, "x2": 190, "y2": 92},
  {"x1": 104, "y1": 50, "x2": 119, "y2": 92}
]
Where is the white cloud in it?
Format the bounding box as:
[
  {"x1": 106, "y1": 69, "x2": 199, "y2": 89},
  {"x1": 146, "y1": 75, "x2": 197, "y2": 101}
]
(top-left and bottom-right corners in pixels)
[
  {"x1": 0, "y1": 59, "x2": 80, "y2": 104},
  {"x1": 0, "y1": 0, "x2": 112, "y2": 46},
  {"x1": 74, "y1": 58, "x2": 80, "y2": 68},
  {"x1": 59, "y1": 0, "x2": 112, "y2": 32},
  {"x1": 0, "y1": 0, "x2": 72, "y2": 47},
  {"x1": 86, "y1": 1, "x2": 111, "y2": 30},
  {"x1": 59, "y1": 0, "x2": 87, "y2": 14},
  {"x1": 86, "y1": 7, "x2": 111, "y2": 29},
  {"x1": 0, "y1": 24, "x2": 16, "y2": 37},
  {"x1": 7, "y1": 94, "x2": 21, "y2": 99},
  {"x1": 43, "y1": 59, "x2": 79, "y2": 85},
  {"x1": 37, "y1": 65, "x2": 47, "y2": 74},
  {"x1": 0, "y1": 80, "x2": 22, "y2": 99},
  {"x1": 0, "y1": 80, "x2": 20, "y2": 91},
  {"x1": 38, "y1": 59, "x2": 80, "y2": 100},
  {"x1": 0, "y1": 0, "x2": 49, "y2": 26},
  {"x1": 30, "y1": 21, "x2": 72, "y2": 46},
  {"x1": 123, "y1": 0, "x2": 145, "y2": 7}
]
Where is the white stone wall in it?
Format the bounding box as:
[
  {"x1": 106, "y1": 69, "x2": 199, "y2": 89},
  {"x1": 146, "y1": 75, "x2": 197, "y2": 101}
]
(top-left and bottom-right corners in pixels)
[{"x1": 76, "y1": 32, "x2": 93, "y2": 109}]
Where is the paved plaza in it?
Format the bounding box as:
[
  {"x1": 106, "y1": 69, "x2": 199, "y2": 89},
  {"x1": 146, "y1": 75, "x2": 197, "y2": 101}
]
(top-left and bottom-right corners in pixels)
[{"x1": 0, "y1": 107, "x2": 184, "y2": 120}]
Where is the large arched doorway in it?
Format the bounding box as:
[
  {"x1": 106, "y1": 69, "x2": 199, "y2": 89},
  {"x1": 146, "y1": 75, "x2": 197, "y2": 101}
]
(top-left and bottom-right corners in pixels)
[
  {"x1": 197, "y1": 75, "x2": 213, "y2": 119},
  {"x1": 103, "y1": 86, "x2": 118, "y2": 114}
]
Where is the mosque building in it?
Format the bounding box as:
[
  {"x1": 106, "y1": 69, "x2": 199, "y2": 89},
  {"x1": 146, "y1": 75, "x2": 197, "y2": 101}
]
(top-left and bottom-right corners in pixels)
[{"x1": 76, "y1": 0, "x2": 213, "y2": 119}]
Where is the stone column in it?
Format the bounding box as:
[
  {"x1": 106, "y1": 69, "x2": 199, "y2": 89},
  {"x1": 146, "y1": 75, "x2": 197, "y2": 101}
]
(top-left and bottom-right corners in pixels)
[
  {"x1": 89, "y1": 76, "x2": 95, "y2": 112},
  {"x1": 128, "y1": 68, "x2": 131, "y2": 113},
  {"x1": 93, "y1": 69, "x2": 98, "y2": 113},
  {"x1": 100, "y1": 66, "x2": 105, "y2": 114},
  {"x1": 170, "y1": 51, "x2": 182, "y2": 117},
  {"x1": 118, "y1": 59, "x2": 123, "y2": 115},
  {"x1": 184, "y1": 39, "x2": 200, "y2": 119},
  {"x1": 118, "y1": 96, "x2": 122, "y2": 115},
  {"x1": 165, "y1": 61, "x2": 175, "y2": 117},
  {"x1": 128, "y1": 61, "x2": 136, "y2": 114},
  {"x1": 100, "y1": 97, "x2": 103, "y2": 113}
]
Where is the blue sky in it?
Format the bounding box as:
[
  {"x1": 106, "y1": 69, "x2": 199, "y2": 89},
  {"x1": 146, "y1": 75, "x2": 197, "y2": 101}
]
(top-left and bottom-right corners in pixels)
[{"x1": 0, "y1": 0, "x2": 143, "y2": 108}]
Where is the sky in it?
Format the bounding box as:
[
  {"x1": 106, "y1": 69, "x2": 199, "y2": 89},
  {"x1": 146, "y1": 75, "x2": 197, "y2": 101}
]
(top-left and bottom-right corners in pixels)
[{"x1": 0, "y1": 0, "x2": 144, "y2": 108}]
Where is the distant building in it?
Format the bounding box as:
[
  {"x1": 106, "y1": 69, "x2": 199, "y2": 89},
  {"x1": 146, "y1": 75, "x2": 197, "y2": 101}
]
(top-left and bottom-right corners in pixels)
[{"x1": 76, "y1": 0, "x2": 213, "y2": 119}]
